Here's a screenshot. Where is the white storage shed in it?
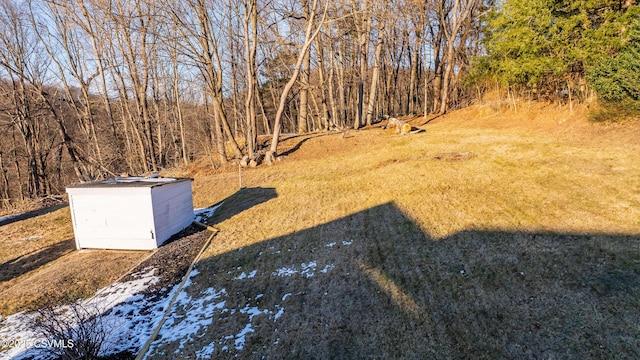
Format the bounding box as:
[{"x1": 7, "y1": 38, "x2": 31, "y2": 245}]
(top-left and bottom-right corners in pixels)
[{"x1": 66, "y1": 177, "x2": 194, "y2": 250}]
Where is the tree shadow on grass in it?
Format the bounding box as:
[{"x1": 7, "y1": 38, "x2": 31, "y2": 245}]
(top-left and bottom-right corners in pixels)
[
  {"x1": 0, "y1": 239, "x2": 75, "y2": 283},
  {"x1": 200, "y1": 187, "x2": 278, "y2": 226},
  {"x1": 147, "y1": 202, "x2": 640, "y2": 359},
  {"x1": 277, "y1": 133, "x2": 332, "y2": 157},
  {"x1": 0, "y1": 203, "x2": 68, "y2": 227}
]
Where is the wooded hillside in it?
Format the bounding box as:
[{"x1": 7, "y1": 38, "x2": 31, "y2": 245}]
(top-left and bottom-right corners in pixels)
[{"x1": 0, "y1": 0, "x2": 637, "y2": 207}]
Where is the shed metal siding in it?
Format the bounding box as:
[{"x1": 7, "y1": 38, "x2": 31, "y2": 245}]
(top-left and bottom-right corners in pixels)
[{"x1": 151, "y1": 180, "x2": 194, "y2": 245}]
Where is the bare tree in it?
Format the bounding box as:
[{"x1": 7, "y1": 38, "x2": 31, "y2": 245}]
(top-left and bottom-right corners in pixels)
[
  {"x1": 165, "y1": 0, "x2": 243, "y2": 163},
  {"x1": 242, "y1": 0, "x2": 259, "y2": 159},
  {"x1": 365, "y1": 0, "x2": 384, "y2": 126},
  {"x1": 0, "y1": 0, "x2": 88, "y2": 193},
  {"x1": 297, "y1": 0, "x2": 312, "y2": 134},
  {"x1": 266, "y1": 0, "x2": 328, "y2": 163},
  {"x1": 438, "y1": 0, "x2": 478, "y2": 114}
]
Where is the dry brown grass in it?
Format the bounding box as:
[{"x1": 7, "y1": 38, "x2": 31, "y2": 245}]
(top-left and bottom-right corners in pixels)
[
  {"x1": 147, "y1": 103, "x2": 640, "y2": 358},
  {"x1": 2, "y1": 103, "x2": 639, "y2": 357},
  {"x1": 0, "y1": 206, "x2": 150, "y2": 316}
]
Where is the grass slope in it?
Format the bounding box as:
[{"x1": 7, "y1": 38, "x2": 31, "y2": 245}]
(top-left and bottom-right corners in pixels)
[
  {"x1": 0, "y1": 203, "x2": 151, "y2": 316},
  {"x1": 148, "y1": 105, "x2": 640, "y2": 358}
]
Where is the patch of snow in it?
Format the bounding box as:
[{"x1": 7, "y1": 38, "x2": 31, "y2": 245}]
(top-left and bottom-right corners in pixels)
[
  {"x1": 240, "y1": 304, "x2": 269, "y2": 322},
  {"x1": 272, "y1": 261, "x2": 321, "y2": 278},
  {"x1": 0, "y1": 268, "x2": 173, "y2": 360},
  {"x1": 282, "y1": 293, "x2": 292, "y2": 301},
  {"x1": 326, "y1": 242, "x2": 337, "y2": 247},
  {"x1": 272, "y1": 267, "x2": 298, "y2": 277},
  {"x1": 274, "y1": 308, "x2": 285, "y2": 321},
  {"x1": 195, "y1": 342, "x2": 216, "y2": 359},
  {"x1": 194, "y1": 203, "x2": 223, "y2": 224},
  {"x1": 271, "y1": 261, "x2": 336, "y2": 279},
  {"x1": 342, "y1": 240, "x2": 353, "y2": 246},
  {"x1": 320, "y1": 264, "x2": 335, "y2": 273},
  {"x1": 17, "y1": 235, "x2": 43, "y2": 241},
  {"x1": 234, "y1": 323, "x2": 254, "y2": 350},
  {"x1": 235, "y1": 270, "x2": 257, "y2": 280},
  {"x1": 300, "y1": 261, "x2": 317, "y2": 278}
]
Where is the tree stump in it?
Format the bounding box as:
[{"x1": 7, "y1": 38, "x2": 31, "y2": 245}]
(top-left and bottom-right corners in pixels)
[
  {"x1": 240, "y1": 155, "x2": 250, "y2": 167},
  {"x1": 249, "y1": 154, "x2": 264, "y2": 167}
]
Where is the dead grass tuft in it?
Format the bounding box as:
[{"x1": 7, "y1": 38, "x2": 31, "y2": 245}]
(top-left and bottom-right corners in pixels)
[{"x1": 432, "y1": 151, "x2": 477, "y2": 161}]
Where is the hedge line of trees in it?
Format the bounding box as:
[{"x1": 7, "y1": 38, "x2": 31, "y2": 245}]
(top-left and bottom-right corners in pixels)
[
  {"x1": 0, "y1": 0, "x2": 637, "y2": 206},
  {"x1": 471, "y1": 0, "x2": 640, "y2": 111}
]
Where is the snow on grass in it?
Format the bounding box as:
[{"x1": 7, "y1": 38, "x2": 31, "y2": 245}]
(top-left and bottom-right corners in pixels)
[
  {"x1": 326, "y1": 240, "x2": 353, "y2": 248},
  {"x1": 17, "y1": 235, "x2": 43, "y2": 241},
  {"x1": 272, "y1": 261, "x2": 318, "y2": 278},
  {"x1": 144, "y1": 269, "x2": 227, "y2": 356},
  {"x1": 273, "y1": 307, "x2": 285, "y2": 321},
  {"x1": 234, "y1": 323, "x2": 254, "y2": 350},
  {"x1": 194, "y1": 342, "x2": 216, "y2": 359},
  {"x1": 234, "y1": 269, "x2": 257, "y2": 280},
  {"x1": 0, "y1": 202, "x2": 239, "y2": 359},
  {"x1": 320, "y1": 264, "x2": 335, "y2": 273},
  {"x1": 145, "y1": 268, "x2": 279, "y2": 356},
  {"x1": 194, "y1": 203, "x2": 223, "y2": 224},
  {"x1": 0, "y1": 267, "x2": 175, "y2": 360},
  {"x1": 143, "y1": 253, "x2": 338, "y2": 357}
]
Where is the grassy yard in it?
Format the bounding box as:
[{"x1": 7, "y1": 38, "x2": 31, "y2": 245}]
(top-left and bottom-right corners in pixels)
[
  {"x1": 147, "y1": 105, "x2": 640, "y2": 358},
  {"x1": 0, "y1": 206, "x2": 151, "y2": 316}
]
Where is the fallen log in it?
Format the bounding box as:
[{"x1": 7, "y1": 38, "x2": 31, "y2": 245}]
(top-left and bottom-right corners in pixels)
[{"x1": 385, "y1": 117, "x2": 412, "y2": 135}]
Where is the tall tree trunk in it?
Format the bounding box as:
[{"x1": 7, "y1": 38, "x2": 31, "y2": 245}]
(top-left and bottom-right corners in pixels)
[
  {"x1": 298, "y1": 0, "x2": 312, "y2": 134},
  {"x1": 353, "y1": 0, "x2": 370, "y2": 129},
  {"x1": 334, "y1": 50, "x2": 347, "y2": 127},
  {"x1": 408, "y1": 30, "x2": 420, "y2": 115},
  {"x1": 366, "y1": 23, "x2": 384, "y2": 126},
  {"x1": 268, "y1": 0, "x2": 327, "y2": 160},
  {"x1": 315, "y1": 34, "x2": 331, "y2": 130},
  {"x1": 243, "y1": 0, "x2": 259, "y2": 158},
  {"x1": 439, "y1": 0, "x2": 476, "y2": 114}
]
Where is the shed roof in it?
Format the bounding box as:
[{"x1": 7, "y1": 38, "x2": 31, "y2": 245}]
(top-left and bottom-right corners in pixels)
[{"x1": 66, "y1": 177, "x2": 192, "y2": 189}]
